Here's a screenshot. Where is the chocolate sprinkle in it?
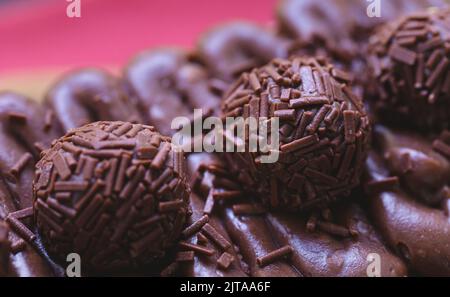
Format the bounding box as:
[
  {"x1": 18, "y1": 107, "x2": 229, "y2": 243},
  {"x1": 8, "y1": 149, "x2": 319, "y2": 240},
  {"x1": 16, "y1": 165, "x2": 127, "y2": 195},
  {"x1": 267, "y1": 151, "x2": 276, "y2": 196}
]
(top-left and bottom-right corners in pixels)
[
  {"x1": 0, "y1": 222, "x2": 10, "y2": 276},
  {"x1": 256, "y1": 245, "x2": 293, "y2": 267},
  {"x1": 181, "y1": 215, "x2": 209, "y2": 239},
  {"x1": 201, "y1": 223, "x2": 231, "y2": 251},
  {"x1": 217, "y1": 252, "x2": 235, "y2": 270}
]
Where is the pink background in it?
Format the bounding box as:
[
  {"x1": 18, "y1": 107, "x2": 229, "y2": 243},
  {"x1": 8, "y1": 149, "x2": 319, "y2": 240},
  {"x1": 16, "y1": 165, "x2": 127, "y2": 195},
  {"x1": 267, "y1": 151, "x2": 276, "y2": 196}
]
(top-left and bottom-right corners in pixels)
[{"x1": 0, "y1": 0, "x2": 277, "y2": 75}]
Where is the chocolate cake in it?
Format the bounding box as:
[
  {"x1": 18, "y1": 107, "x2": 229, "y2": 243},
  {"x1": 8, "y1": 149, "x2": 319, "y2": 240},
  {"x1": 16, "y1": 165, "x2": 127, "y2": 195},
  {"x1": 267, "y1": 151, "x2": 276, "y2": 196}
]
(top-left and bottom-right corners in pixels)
[{"x1": 0, "y1": 0, "x2": 449, "y2": 277}]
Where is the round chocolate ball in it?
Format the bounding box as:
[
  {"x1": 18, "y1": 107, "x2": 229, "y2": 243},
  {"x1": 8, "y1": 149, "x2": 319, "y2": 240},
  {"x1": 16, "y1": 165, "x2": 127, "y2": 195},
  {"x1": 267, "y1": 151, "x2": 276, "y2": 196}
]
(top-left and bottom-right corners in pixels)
[
  {"x1": 221, "y1": 56, "x2": 371, "y2": 211},
  {"x1": 33, "y1": 121, "x2": 190, "y2": 273},
  {"x1": 367, "y1": 8, "x2": 450, "y2": 131}
]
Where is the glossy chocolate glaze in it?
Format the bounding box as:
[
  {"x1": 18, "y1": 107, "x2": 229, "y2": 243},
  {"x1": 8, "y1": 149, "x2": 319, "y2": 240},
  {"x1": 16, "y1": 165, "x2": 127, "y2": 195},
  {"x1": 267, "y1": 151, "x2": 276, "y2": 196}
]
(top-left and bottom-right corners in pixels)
[
  {"x1": 182, "y1": 153, "x2": 247, "y2": 277},
  {"x1": 184, "y1": 153, "x2": 407, "y2": 277},
  {"x1": 0, "y1": 92, "x2": 61, "y2": 276},
  {"x1": 124, "y1": 49, "x2": 220, "y2": 136},
  {"x1": 45, "y1": 69, "x2": 143, "y2": 133},
  {"x1": 197, "y1": 22, "x2": 290, "y2": 82},
  {"x1": 365, "y1": 125, "x2": 450, "y2": 276}
]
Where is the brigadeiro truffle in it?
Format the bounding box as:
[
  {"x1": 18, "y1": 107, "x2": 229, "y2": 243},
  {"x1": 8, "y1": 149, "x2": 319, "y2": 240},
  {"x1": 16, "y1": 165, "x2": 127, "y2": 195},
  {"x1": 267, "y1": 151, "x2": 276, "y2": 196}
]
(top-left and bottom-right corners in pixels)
[
  {"x1": 367, "y1": 8, "x2": 450, "y2": 131},
  {"x1": 33, "y1": 121, "x2": 190, "y2": 273},
  {"x1": 221, "y1": 56, "x2": 371, "y2": 211}
]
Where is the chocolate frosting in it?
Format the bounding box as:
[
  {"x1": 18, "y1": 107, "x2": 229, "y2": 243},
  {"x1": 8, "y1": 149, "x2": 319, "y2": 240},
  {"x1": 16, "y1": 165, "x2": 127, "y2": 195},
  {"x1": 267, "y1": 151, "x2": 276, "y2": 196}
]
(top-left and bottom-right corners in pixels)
[
  {"x1": 124, "y1": 49, "x2": 220, "y2": 136},
  {"x1": 365, "y1": 125, "x2": 450, "y2": 276},
  {"x1": 197, "y1": 22, "x2": 290, "y2": 82},
  {"x1": 45, "y1": 69, "x2": 143, "y2": 132},
  {"x1": 0, "y1": 92, "x2": 60, "y2": 276},
  {"x1": 183, "y1": 153, "x2": 407, "y2": 277}
]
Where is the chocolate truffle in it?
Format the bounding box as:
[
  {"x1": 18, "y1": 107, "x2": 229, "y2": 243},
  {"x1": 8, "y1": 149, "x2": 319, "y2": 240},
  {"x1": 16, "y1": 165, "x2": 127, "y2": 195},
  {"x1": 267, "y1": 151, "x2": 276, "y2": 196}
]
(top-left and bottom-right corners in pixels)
[
  {"x1": 33, "y1": 121, "x2": 190, "y2": 273},
  {"x1": 367, "y1": 8, "x2": 450, "y2": 131},
  {"x1": 221, "y1": 56, "x2": 370, "y2": 211}
]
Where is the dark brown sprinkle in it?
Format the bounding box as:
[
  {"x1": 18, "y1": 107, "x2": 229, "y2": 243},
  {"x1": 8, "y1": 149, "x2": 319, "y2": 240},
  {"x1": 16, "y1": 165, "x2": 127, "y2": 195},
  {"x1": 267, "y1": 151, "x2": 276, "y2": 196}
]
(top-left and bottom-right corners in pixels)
[
  {"x1": 306, "y1": 105, "x2": 331, "y2": 133},
  {"x1": 426, "y1": 57, "x2": 449, "y2": 89},
  {"x1": 0, "y1": 222, "x2": 10, "y2": 271},
  {"x1": 226, "y1": 95, "x2": 251, "y2": 110},
  {"x1": 274, "y1": 109, "x2": 296, "y2": 121},
  {"x1": 151, "y1": 142, "x2": 171, "y2": 170},
  {"x1": 54, "y1": 180, "x2": 89, "y2": 192},
  {"x1": 366, "y1": 177, "x2": 399, "y2": 194},
  {"x1": 159, "y1": 200, "x2": 185, "y2": 213},
  {"x1": 289, "y1": 96, "x2": 329, "y2": 108},
  {"x1": 112, "y1": 122, "x2": 133, "y2": 136},
  {"x1": 343, "y1": 110, "x2": 356, "y2": 144},
  {"x1": 249, "y1": 72, "x2": 262, "y2": 93},
  {"x1": 264, "y1": 65, "x2": 282, "y2": 82},
  {"x1": 83, "y1": 149, "x2": 124, "y2": 158},
  {"x1": 95, "y1": 139, "x2": 136, "y2": 149},
  {"x1": 256, "y1": 245, "x2": 293, "y2": 267},
  {"x1": 52, "y1": 151, "x2": 71, "y2": 180},
  {"x1": 316, "y1": 220, "x2": 352, "y2": 238},
  {"x1": 212, "y1": 190, "x2": 241, "y2": 200},
  {"x1": 201, "y1": 223, "x2": 231, "y2": 251},
  {"x1": 8, "y1": 207, "x2": 33, "y2": 219},
  {"x1": 280, "y1": 134, "x2": 319, "y2": 153},
  {"x1": 10, "y1": 239, "x2": 26, "y2": 254},
  {"x1": 217, "y1": 252, "x2": 234, "y2": 270},
  {"x1": 197, "y1": 233, "x2": 208, "y2": 245},
  {"x1": 175, "y1": 251, "x2": 195, "y2": 262},
  {"x1": 114, "y1": 154, "x2": 131, "y2": 192},
  {"x1": 71, "y1": 136, "x2": 94, "y2": 149},
  {"x1": 179, "y1": 241, "x2": 215, "y2": 256},
  {"x1": 182, "y1": 215, "x2": 209, "y2": 238},
  {"x1": 10, "y1": 152, "x2": 32, "y2": 179},
  {"x1": 232, "y1": 203, "x2": 266, "y2": 215},
  {"x1": 5, "y1": 216, "x2": 36, "y2": 242},
  {"x1": 47, "y1": 197, "x2": 76, "y2": 218}
]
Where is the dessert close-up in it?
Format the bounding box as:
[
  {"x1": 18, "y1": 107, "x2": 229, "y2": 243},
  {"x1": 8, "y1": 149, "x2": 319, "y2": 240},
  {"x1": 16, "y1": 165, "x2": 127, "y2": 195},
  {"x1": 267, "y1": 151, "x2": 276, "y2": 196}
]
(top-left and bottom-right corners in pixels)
[{"x1": 0, "y1": 0, "x2": 449, "y2": 279}]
